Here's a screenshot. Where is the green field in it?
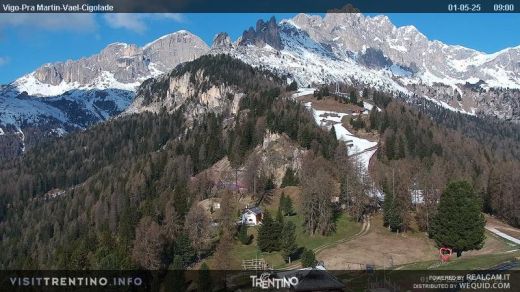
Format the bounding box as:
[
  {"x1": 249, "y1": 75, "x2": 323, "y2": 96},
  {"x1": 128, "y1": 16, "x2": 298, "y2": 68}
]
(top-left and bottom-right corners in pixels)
[{"x1": 230, "y1": 212, "x2": 361, "y2": 269}]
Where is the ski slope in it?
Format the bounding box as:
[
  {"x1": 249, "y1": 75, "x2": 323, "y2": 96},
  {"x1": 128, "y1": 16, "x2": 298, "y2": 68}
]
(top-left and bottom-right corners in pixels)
[
  {"x1": 304, "y1": 102, "x2": 377, "y2": 171},
  {"x1": 305, "y1": 101, "x2": 383, "y2": 199}
]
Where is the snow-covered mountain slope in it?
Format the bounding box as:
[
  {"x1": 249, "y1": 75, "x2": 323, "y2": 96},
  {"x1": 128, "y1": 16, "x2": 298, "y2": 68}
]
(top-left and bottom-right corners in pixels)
[
  {"x1": 289, "y1": 13, "x2": 520, "y2": 90},
  {"x1": 211, "y1": 14, "x2": 520, "y2": 121},
  {"x1": 304, "y1": 99, "x2": 382, "y2": 199},
  {"x1": 213, "y1": 21, "x2": 410, "y2": 94},
  {"x1": 0, "y1": 30, "x2": 209, "y2": 158}
]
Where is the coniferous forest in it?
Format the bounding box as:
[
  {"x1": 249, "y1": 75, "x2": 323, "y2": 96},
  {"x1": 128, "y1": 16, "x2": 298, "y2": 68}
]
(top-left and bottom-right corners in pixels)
[{"x1": 0, "y1": 56, "x2": 336, "y2": 269}]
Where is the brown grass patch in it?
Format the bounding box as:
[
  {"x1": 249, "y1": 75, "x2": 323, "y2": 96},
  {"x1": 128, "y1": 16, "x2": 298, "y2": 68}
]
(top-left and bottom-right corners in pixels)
[
  {"x1": 298, "y1": 95, "x2": 363, "y2": 113},
  {"x1": 317, "y1": 213, "x2": 512, "y2": 270}
]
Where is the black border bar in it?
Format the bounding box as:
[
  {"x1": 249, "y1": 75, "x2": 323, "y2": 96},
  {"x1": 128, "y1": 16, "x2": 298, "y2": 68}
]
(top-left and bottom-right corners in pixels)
[{"x1": 0, "y1": 0, "x2": 519, "y2": 13}]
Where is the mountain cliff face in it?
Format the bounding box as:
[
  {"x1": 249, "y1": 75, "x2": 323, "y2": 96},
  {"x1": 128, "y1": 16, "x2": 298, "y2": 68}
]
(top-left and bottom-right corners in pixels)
[
  {"x1": 126, "y1": 54, "x2": 283, "y2": 123},
  {"x1": 290, "y1": 13, "x2": 520, "y2": 89},
  {"x1": 211, "y1": 32, "x2": 233, "y2": 49},
  {"x1": 15, "y1": 30, "x2": 209, "y2": 97}
]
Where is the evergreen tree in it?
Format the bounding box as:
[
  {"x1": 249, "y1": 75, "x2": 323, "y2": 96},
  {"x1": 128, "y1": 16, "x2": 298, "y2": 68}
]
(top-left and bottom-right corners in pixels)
[
  {"x1": 382, "y1": 180, "x2": 403, "y2": 232},
  {"x1": 257, "y1": 212, "x2": 281, "y2": 252},
  {"x1": 169, "y1": 255, "x2": 185, "y2": 292},
  {"x1": 278, "y1": 192, "x2": 294, "y2": 217},
  {"x1": 238, "y1": 224, "x2": 250, "y2": 245},
  {"x1": 369, "y1": 106, "x2": 379, "y2": 130},
  {"x1": 279, "y1": 192, "x2": 287, "y2": 214},
  {"x1": 349, "y1": 90, "x2": 358, "y2": 104},
  {"x1": 286, "y1": 197, "x2": 295, "y2": 216},
  {"x1": 301, "y1": 249, "x2": 316, "y2": 267},
  {"x1": 174, "y1": 233, "x2": 196, "y2": 266},
  {"x1": 281, "y1": 168, "x2": 299, "y2": 187},
  {"x1": 287, "y1": 81, "x2": 298, "y2": 91},
  {"x1": 198, "y1": 262, "x2": 212, "y2": 292},
  {"x1": 431, "y1": 181, "x2": 485, "y2": 257},
  {"x1": 264, "y1": 175, "x2": 276, "y2": 192},
  {"x1": 385, "y1": 133, "x2": 396, "y2": 160},
  {"x1": 276, "y1": 207, "x2": 284, "y2": 224},
  {"x1": 388, "y1": 201, "x2": 404, "y2": 232},
  {"x1": 397, "y1": 137, "x2": 406, "y2": 159},
  {"x1": 329, "y1": 126, "x2": 338, "y2": 147},
  {"x1": 382, "y1": 183, "x2": 393, "y2": 227},
  {"x1": 280, "y1": 221, "x2": 298, "y2": 262}
]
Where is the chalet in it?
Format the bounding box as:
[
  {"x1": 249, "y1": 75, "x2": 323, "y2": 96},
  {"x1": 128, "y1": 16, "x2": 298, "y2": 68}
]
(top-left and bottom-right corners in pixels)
[{"x1": 241, "y1": 206, "x2": 263, "y2": 225}]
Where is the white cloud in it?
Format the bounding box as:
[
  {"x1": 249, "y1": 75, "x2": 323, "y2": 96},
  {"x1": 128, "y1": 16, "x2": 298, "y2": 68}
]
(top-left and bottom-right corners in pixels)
[
  {"x1": 0, "y1": 56, "x2": 8, "y2": 66},
  {"x1": 156, "y1": 13, "x2": 185, "y2": 22},
  {"x1": 0, "y1": 13, "x2": 185, "y2": 35},
  {"x1": 0, "y1": 14, "x2": 96, "y2": 32},
  {"x1": 103, "y1": 13, "x2": 185, "y2": 34},
  {"x1": 103, "y1": 14, "x2": 147, "y2": 34}
]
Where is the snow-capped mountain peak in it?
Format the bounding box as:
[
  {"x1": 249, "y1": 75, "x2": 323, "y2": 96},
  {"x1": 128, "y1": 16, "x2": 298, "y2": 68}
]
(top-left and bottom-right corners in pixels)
[
  {"x1": 2, "y1": 14, "x2": 520, "y2": 159},
  {"x1": 8, "y1": 29, "x2": 209, "y2": 99},
  {"x1": 0, "y1": 30, "x2": 210, "y2": 157}
]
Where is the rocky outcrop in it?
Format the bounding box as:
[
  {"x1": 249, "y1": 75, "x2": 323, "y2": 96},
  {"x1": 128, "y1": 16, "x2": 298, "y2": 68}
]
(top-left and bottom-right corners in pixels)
[
  {"x1": 239, "y1": 16, "x2": 283, "y2": 50},
  {"x1": 127, "y1": 68, "x2": 244, "y2": 122},
  {"x1": 211, "y1": 32, "x2": 233, "y2": 49},
  {"x1": 358, "y1": 48, "x2": 392, "y2": 69},
  {"x1": 143, "y1": 30, "x2": 209, "y2": 73}
]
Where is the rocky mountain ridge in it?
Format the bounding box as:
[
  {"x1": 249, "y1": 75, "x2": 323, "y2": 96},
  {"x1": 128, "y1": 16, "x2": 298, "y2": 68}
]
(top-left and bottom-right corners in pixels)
[{"x1": 1, "y1": 13, "x2": 520, "y2": 159}]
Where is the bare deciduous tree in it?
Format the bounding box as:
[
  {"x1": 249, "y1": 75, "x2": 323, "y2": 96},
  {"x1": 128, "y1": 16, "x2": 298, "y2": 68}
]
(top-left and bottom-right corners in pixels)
[
  {"x1": 301, "y1": 154, "x2": 335, "y2": 235},
  {"x1": 219, "y1": 190, "x2": 237, "y2": 236},
  {"x1": 162, "y1": 199, "x2": 181, "y2": 241},
  {"x1": 132, "y1": 216, "x2": 164, "y2": 270},
  {"x1": 184, "y1": 204, "x2": 211, "y2": 260},
  {"x1": 212, "y1": 231, "x2": 233, "y2": 270}
]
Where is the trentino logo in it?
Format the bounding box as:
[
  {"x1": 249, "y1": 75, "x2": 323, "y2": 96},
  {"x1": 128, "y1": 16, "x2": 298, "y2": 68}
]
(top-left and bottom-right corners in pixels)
[{"x1": 250, "y1": 272, "x2": 299, "y2": 289}]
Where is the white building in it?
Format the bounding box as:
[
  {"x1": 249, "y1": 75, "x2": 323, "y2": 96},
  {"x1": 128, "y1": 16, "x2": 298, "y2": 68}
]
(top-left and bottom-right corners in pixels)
[{"x1": 241, "y1": 207, "x2": 263, "y2": 225}]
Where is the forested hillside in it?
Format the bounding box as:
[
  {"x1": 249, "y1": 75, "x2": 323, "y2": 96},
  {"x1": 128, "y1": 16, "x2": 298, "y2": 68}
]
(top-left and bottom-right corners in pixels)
[
  {"x1": 1, "y1": 54, "x2": 519, "y2": 271},
  {"x1": 0, "y1": 55, "x2": 336, "y2": 269},
  {"x1": 369, "y1": 94, "x2": 520, "y2": 230}
]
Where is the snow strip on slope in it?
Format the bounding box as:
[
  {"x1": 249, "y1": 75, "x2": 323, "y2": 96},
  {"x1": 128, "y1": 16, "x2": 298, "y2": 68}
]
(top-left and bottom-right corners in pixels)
[
  {"x1": 13, "y1": 71, "x2": 142, "y2": 97},
  {"x1": 291, "y1": 88, "x2": 315, "y2": 99},
  {"x1": 333, "y1": 124, "x2": 377, "y2": 157},
  {"x1": 422, "y1": 95, "x2": 476, "y2": 116},
  {"x1": 304, "y1": 102, "x2": 377, "y2": 164},
  {"x1": 486, "y1": 227, "x2": 520, "y2": 245}
]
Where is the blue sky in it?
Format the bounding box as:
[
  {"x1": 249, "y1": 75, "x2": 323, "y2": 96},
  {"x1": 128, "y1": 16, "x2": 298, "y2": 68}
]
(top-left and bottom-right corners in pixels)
[{"x1": 0, "y1": 13, "x2": 519, "y2": 84}]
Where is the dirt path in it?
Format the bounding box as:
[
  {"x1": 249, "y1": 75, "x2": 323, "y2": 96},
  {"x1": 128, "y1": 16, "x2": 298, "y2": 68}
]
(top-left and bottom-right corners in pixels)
[
  {"x1": 281, "y1": 216, "x2": 371, "y2": 270},
  {"x1": 318, "y1": 214, "x2": 515, "y2": 271},
  {"x1": 318, "y1": 215, "x2": 439, "y2": 270}
]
